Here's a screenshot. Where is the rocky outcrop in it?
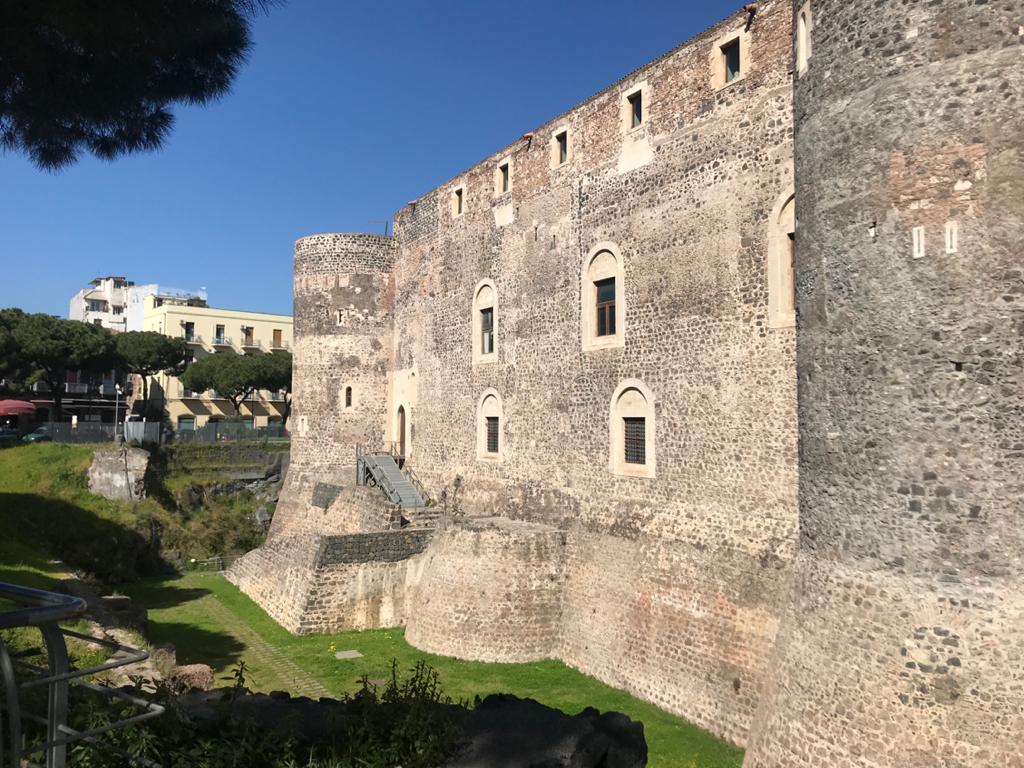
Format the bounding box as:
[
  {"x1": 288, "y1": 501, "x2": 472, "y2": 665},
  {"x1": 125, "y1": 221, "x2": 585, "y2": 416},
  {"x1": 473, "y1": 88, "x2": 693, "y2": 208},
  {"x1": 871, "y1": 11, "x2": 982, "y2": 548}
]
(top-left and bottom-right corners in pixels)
[
  {"x1": 87, "y1": 446, "x2": 149, "y2": 501},
  {"x1": 444, "y1": 694, "x2": 647, "y2": 768}
]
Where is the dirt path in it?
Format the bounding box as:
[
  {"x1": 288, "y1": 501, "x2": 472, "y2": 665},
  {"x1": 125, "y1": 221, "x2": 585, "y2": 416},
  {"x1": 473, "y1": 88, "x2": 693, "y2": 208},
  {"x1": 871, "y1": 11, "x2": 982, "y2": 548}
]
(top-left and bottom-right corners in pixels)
[{"x1": 194, "y1": 592, "x2": 332, "y2": 699}]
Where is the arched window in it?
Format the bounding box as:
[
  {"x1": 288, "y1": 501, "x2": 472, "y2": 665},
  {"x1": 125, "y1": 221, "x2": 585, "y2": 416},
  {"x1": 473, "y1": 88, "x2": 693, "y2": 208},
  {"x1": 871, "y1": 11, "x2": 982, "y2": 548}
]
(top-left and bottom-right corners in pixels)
[
  {"x1": 767, "y1": 189, "x2": 796, "y2": 329},
  {"x1": 472, "y1": 280, "x2": 497, "y2": 364},
  {"x1": 582, "y1": 242, "x2": 625, "y2": 351},
  {"x1": 476, "y1": 389, "x2": 504, "y2": 462},
  {"x1": 795, "y1": 4, "x2": 813, "y2": 76},
  {"x1": 609, "y1": 380, "x2": 655, "y2": 478}
]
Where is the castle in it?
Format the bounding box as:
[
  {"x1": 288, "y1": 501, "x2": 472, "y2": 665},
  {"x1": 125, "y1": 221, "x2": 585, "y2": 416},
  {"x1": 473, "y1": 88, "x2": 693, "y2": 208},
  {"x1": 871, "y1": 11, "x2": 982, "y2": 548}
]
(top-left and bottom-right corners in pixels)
[{"x1": 228, "y1": 1, "x2": 1024, "y2": 764}]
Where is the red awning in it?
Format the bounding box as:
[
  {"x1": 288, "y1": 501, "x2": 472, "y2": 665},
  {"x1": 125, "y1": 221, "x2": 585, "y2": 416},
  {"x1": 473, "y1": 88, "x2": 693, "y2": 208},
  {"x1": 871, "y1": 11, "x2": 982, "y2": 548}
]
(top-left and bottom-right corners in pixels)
[{"x1": 0, "y1": 400, "x2": 37, "y2": 417}]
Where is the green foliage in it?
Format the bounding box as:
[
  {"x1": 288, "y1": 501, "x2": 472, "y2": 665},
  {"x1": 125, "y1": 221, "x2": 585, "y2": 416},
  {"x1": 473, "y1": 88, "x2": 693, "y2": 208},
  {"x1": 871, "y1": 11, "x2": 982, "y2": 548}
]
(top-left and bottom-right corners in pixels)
[
  {"x1": 0, "y1": 307, "x2": 28, "y2": 389},
  {"x1": 256, "y1": 350, "x2": 293, "y2": 426},
  {"x1": 0, "y1": 1, "x2": 280, "y2": 170},
  {"x1": 53, "y1": 661, "x2": 463, "y2": 768},
  {"x1": 10, "y1": 313, "x2": 117, "y2": 419},
  {"x1": 181, "y1": 352, "x2": 263, "y2": 415},
  {"x1": 115, "y1": 331, "x2": 189, "y2": 415}
]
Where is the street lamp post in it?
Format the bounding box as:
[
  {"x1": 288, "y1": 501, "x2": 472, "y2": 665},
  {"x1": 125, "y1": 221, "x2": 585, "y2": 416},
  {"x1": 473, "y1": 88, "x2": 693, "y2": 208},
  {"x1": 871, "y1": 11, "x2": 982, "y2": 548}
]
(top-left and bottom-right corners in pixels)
[{"x1": 114, "y1": 384, "x2": 123, "y2": 440}]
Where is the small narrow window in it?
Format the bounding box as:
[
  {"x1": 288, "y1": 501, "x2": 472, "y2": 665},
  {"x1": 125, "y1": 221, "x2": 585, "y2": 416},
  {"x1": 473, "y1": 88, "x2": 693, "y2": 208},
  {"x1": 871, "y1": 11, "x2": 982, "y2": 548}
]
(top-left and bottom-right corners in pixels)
[
  {"x1": 499, "y1": 162, "x2": 509, "y2": 194},
  {"x1": 215, "y1": 324, "x2": 225, "y2": 343},
  {"x1": 454, "y1": 187, "x2": 464, "y2": 216},
  {"x1": 556, "y1": 131, "x2": 568, "y2": 165},
  {"x1": 595, "y1": 277, "x2": 616, "y2": 337},
  {"x1": 345, "y1": 386, "x2": 353, "y2": 408},
  {"x1": 627, "y1": 91, "x2": 643, "y2": 128},
  {"x1": 623, "y1": 417, "x2": 646, "y2": 465},
  {"x1": 481, "y1": 307, "x2": 494, "y2": 354},
  {"x1": 723, "y1": 39, "x2": 741, "y2": 82},
  {"x1": 486, "y1": 416, "x2": 499, "y2": 454}
]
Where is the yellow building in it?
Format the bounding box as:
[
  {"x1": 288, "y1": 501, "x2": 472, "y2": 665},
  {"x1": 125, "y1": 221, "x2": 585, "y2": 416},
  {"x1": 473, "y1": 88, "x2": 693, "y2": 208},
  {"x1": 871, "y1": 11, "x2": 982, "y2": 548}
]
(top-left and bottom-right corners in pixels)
[{"x1": 142, "y1": 295, "x2": 293, "y2": 431}]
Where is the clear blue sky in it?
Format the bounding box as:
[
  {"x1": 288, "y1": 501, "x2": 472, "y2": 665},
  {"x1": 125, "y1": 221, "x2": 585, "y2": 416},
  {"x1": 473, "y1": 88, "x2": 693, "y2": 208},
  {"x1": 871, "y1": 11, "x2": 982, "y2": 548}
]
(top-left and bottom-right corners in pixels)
[{"x1": 0, "y1": 1, "x2": 738, "y2": 317}]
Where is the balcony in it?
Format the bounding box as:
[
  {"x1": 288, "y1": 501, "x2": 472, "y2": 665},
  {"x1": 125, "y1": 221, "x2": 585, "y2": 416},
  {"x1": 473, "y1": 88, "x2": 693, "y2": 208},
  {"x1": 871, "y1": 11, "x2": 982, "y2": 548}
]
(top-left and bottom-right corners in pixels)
[
  {"x1": 182, "y1": 332, "x2": 204, "y2": 345},
  {"x1": 31, "y1": 381, "x2": 50, "y2": 393},
  {"x1": 97, "y1": 383, "x2": 120, "y2": 396},
  {"x1": 270, "y1": 340, "x2": 291, "y2": 351},
  {"x1": 211, "y1": 336, "x2": 233, "y2": 348},
  {"x1": 267, "y1": 390, "x2": 287, "y2": 402},
  {"x1": 241, "y1": 337, "x2": 262, "y2": 351},
  {"x1": 179, "y1": 386, "x2": 201, "y2": 399},
  {"x1": 65, "y1": 382, "x2": 89, "y2": 394}
]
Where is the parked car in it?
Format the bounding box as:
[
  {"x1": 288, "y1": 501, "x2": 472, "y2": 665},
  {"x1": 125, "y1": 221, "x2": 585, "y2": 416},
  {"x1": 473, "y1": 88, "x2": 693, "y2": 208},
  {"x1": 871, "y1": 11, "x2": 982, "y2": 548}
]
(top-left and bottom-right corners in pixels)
[
  {"x1": 22, "y1": 425, "x2": 52, "y2": 443},
  {"x1": 0, "y1": 427, "x2": 21, "y2": 447}
]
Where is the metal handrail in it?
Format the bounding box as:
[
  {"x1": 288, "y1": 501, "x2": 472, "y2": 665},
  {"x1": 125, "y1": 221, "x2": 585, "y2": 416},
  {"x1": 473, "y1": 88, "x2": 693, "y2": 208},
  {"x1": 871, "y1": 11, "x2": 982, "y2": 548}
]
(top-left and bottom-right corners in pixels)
[{"x1": 0, "y1": 582, "x2": 164, "y2": 768}]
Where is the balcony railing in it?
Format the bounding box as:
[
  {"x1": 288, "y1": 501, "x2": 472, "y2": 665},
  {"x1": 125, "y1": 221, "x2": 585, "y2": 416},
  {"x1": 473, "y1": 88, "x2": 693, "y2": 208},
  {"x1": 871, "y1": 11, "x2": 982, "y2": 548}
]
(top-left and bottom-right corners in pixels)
[
  {"x1": 211, "y1": 336, "x2": 233, "y2": 347},
  {"x1": 182, "y1": 333, "x2": 204, "y2": 345},
  {"x1": 241, "y1": 338, "x2": 261, "y2": 350},
  {"x1": 179, "y1": 386, "x2": 201, "y2": 399},
  {"x1": 0, "y1": 581, "x2": 164, "y2": 767},
  {"x1": 64, "y1": 383, "x2": 89, "y2": 394},
  {"x1": 270, "y1": 340, "x2": 291, "y2": 351}
]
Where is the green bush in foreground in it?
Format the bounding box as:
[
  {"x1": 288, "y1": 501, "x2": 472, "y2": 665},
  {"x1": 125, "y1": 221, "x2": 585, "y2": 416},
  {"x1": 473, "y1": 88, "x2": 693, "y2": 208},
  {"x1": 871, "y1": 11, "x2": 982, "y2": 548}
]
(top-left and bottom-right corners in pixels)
[{"x1": 63, "y1": 661, "x2": 464, "y2": 768}]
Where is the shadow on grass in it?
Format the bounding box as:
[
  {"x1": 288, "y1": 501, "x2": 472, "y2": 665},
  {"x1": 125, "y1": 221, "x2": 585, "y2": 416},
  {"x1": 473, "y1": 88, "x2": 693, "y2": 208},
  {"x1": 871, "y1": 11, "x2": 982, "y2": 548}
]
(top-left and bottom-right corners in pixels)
[
  {"x1": 126, "y1": 585, "x2": 210, "y2": 611},
  {"x1": 0, "y1": 492, "x2": 166, "y2": 585},
  {"x1": 145, "y1": 620, "x2": 246, "y2": 668}
]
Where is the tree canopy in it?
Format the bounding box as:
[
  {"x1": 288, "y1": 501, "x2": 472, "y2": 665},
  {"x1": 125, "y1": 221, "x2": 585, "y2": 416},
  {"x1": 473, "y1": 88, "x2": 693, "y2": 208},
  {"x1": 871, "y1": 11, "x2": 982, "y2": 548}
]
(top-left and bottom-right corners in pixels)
[
  {"x1": 0, "y1": 1, "x2": 278, "y2": 170},
  {"x1": 180, "y1": 352, "x2": 263, "y2": 416},
  {"x1": 11, "y1": 313, "x2": 117, "y2": 419},
  {"x1": 116, "y1": 331, "x2": 189, "y2": 416},
  {"x1": 256, "y1": 350, "x2": 293, "y2": 426}
]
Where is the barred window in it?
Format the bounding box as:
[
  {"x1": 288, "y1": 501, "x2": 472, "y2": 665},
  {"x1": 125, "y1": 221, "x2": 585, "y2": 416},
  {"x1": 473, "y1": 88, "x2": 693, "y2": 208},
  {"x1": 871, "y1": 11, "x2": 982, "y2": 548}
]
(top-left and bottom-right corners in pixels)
[
  {"x1": 624, "y1": 417, "x2": 646, "y2": 465},
  {"x1": 486, "y1": 416, "x2": 499, "y2": 453}
]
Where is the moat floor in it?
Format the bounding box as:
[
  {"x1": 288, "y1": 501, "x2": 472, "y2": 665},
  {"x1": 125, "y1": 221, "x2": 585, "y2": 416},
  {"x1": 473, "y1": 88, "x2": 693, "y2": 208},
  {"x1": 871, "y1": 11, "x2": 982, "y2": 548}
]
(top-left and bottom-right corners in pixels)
[{"x1": 125, "y1": 572, "x2": 744, "y2": 768}]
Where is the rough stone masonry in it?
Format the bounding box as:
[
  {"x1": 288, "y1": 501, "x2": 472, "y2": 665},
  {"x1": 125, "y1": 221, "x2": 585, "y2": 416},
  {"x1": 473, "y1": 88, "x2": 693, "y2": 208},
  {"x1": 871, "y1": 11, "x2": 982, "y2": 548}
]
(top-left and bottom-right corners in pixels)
[{"x1": 229, "y1": 1, "x2": 1024, "y2": 763}]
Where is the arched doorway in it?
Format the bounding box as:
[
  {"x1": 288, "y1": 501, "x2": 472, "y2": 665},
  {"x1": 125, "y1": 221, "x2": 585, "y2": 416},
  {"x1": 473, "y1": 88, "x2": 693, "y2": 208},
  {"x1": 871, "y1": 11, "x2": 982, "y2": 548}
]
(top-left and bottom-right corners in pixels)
[{"x1": 397, "y1": 405, "x2": 406, "y2": 457}]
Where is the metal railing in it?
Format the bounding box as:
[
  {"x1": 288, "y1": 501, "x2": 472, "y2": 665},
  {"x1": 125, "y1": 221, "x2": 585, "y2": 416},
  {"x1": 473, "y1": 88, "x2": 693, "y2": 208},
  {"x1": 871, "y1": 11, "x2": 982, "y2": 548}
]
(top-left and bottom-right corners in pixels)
[{"x1": 0, "y1": 582, "x2": 164, "y2": 768}]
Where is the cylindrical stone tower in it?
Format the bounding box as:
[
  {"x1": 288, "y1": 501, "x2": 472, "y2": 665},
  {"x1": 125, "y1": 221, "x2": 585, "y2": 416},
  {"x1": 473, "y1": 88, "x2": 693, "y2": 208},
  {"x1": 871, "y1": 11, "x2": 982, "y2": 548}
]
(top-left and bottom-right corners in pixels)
[
  {"x1": 744, "y1": 2, "x2": 1023, "y2": 766},
  {"x1": 270, "y1": 232, "x2": 395, "y2": 537}
]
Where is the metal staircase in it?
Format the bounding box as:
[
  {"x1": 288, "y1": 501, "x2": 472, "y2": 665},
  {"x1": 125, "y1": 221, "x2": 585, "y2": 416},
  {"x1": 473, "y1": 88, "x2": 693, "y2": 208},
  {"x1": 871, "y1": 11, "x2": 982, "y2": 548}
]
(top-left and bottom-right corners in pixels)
[{"x1": 356, "y1": 444, "x2": 428, "y2": 510}]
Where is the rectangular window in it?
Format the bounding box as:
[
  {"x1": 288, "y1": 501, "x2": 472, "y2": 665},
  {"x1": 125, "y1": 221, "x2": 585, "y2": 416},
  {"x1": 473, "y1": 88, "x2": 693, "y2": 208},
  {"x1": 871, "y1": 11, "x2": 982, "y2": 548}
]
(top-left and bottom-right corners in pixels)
[
  {"x1": 273, "y1": 328, "x2": 282, "y2": 347},
  {"x1": 177, "y1": 416, "x2": 195, "y2": 431},
  {"x1": 628, "y1": 91, "x2": 643, "y2": 128},
  {"x1": 345, "y1": 387, "x2": 352, "y2": 408},
  {"x1": 499, "y1": 162, "x2": 509, "y2": 193},
  {"x1": 486, "y1": 416, "x2": 499, "y2": 454},
  {"x1": 556, "y1": 131, "x2": 568, "y2": 165},
  {"x1": 112, "y1": 305, "x2": 123, "y2": 315},
  {"x1": 184, "y1": 322, "x2": 195, "y2": 341},
  {"x1": 215, "y1": 324, "x2": 225, "y2": 343},
  {"x1": 454, "y1": 187, "x2": 464, "y2": 215},
  {"x1": 723, "y1": 39, "x2": 741, "y2": 82},
  {"x1": 480, "y1": 307, "x2": 494, "y2": 354},
  {"x1": 595, "y1": 277, "x2": 616, "y2": 337},
  {"x1": 624, "y1": 417, "x2": 646, "y2": 465},
  {"x1": 243, "y1": 327, "x2": 254, "y2": 345}
]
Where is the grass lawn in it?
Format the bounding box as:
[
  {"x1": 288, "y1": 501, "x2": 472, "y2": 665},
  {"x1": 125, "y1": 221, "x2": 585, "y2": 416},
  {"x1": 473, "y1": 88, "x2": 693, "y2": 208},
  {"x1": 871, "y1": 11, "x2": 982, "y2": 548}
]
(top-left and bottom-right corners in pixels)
[{"x1": 124, "y1": 571, "x2": 744, "y2": 768}]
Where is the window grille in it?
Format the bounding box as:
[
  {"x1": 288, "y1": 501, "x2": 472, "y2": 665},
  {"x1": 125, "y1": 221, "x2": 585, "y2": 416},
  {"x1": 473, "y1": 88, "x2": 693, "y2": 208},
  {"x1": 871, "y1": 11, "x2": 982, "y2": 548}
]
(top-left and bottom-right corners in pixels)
[
  {"x1": 624, "y1": 417, "x2": 646, "y2": 465},
  {"x1": 595, "y1": 277, "x2": 616, "y2": 337},
  {"x1": 481, "y1": 307, "x2": 494, "y2": 354},
  {"x1": 486, "y1": 416, "x2": 499, "y2": 453}
]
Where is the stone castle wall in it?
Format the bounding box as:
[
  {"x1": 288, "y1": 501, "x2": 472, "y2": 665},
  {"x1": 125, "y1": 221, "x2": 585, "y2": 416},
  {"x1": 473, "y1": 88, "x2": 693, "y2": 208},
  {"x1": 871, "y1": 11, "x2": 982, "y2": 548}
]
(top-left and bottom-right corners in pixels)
[
  {"x1": 271, "y1": 232, "x2": 395, "y2": 536},
  {"x1": 743, "y1": 1, "x2": 1024, "y2": 766},
  {"x1": 235, "y1": 1, "x2": 800, "y2": 745},
  {"x1": 380, "y1": 0, "x2": 798, "y2": 739}
]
